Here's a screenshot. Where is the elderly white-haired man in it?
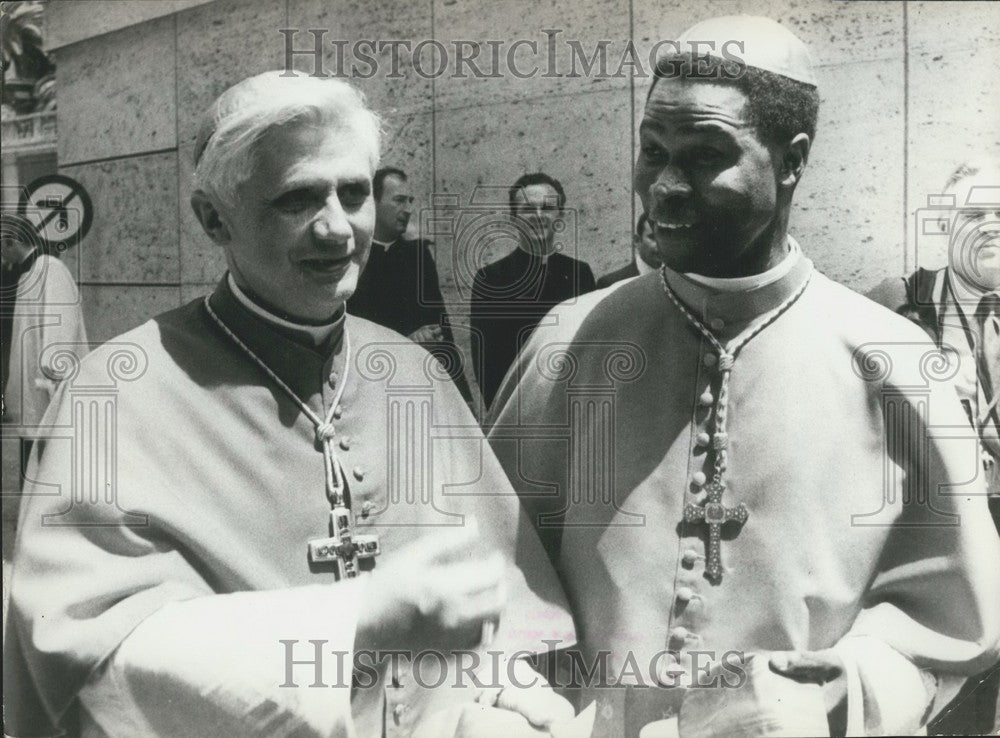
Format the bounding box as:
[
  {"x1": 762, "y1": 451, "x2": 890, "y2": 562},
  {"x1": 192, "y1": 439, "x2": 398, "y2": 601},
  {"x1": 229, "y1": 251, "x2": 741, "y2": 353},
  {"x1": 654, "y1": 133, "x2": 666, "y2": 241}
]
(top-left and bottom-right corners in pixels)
[{"x1": 4, "y1": 71, "x2": 575, "y2": 737}]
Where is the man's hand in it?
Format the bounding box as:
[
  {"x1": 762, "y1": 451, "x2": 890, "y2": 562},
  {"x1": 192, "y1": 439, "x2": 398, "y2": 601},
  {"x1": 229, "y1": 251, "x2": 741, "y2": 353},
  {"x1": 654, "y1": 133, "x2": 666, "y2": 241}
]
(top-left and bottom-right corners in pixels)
[
  {"x1": 769, "y1": 649, "x2": 846, "y2": 708},
  {"x1": 453, "y1": 704, "x2": 549, "y2": 737},
  {"x1": 492, "y1": 658, "x2": 575, "y2": 731},
  {"x1": 680, "y1": 652, "x2": 831, "y2": 737},
  {"x1": 357, "y1": 519, "x2": 506, "y2": 654},
  {"x1": 770, "y1": 649, "x2": 848, "y2": 734},
  {"x1": 451, "y1": 666, "x2": 575, "y2": 738},
  {"x1": 409, "y1": 324, "x2": 444, "y2": 343}
]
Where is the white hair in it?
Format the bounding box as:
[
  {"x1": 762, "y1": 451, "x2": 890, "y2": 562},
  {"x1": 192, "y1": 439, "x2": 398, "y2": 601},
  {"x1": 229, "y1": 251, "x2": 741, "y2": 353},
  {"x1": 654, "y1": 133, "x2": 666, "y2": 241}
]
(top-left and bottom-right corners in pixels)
[
  {"x1": 943, "y1": 158, "x2": 1000, "y2": 196},
  {"x1": 193, "y1": 71, "x2": 384, "y2": 207}
]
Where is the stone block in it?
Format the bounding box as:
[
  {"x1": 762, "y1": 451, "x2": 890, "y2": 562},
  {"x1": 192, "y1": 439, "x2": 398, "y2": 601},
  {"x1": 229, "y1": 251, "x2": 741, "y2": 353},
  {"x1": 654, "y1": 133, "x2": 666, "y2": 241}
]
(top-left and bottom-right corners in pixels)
[
  {"x1": 80, "y1": 284, "x2": 181, "y2": 344},
  {"x1": 434, "y1": 0, "x2": 631, "y2": 111},
  {"x1": 47, "y1": 0, "x2": 213, "y2": 50},
  {"x1": 796, "y1": 58, "x2": 905, "y2": 292},
  {"x1": 905, "y1": 43, "x2": 1000, "y2": 273},
  {"x1": 55, "y1": 15, "x2": 176, "y2": 164},
  {"x1": 180, "y1": 283, "x2": 215, "y2": 306},
  {"x1": 175, "y1": 0, "x2": 290, "y2": 151},
  {"x1": 907, "y1": 0, "x2": 1000, "y2": 56},
  {"x1": 382, "y1": 110, "x2": 434, "y2": 226},
  {"x1": 287, "y1": 0, "x2": 433, "y2": 116},
  {"x1": 632, "y1": 0, "x2": 904, "y2": 68},
  {"x1": 60, "y1": 152, "x2": 180, "y2": 284}
]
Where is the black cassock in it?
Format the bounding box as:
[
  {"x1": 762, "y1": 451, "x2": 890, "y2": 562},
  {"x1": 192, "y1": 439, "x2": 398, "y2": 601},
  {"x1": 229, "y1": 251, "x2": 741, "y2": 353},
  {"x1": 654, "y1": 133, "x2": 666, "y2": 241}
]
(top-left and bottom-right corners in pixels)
[
  {"x1": 349, "y1": 237, "x2": 472, "y2": 401},
  {"x1": 471, "y1": 247, "x2": 596, "y2": 410}
]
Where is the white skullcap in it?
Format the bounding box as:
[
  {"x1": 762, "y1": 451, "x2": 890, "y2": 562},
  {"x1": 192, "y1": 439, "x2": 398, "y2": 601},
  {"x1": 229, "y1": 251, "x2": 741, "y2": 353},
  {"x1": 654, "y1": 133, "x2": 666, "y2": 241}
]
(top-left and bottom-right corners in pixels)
[{"x1": 664, "y1": 15, "x2": 818, "y2": 87}]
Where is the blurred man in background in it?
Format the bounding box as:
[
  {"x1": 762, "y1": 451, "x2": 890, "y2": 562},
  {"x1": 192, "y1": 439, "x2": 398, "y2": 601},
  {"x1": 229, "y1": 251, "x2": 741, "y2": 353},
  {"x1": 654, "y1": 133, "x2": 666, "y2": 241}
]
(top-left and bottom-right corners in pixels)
[
  {"x1": 1, "y1": 212, "x2": 88, "y2": 463},
  {"x1": 471, "y1": 172, "x2": 595, "y2": 410},
  {"x1": 596, "y1": 212, "x2": 661, "y2": 288},
  {"x1": 868, "y1": 159, "x2": 1000, "y2": 735},
  {"x1": 350, "y1": 167, "x2": 473, "y2": 402},
  {"x1": 868, "y1": 161, "x2": 999, "y2": 520}
]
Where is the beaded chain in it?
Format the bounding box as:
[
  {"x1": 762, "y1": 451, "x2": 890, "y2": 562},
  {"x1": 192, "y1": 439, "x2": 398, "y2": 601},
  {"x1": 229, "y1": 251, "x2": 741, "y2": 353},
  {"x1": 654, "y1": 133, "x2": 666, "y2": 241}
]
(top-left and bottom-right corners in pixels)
[
  {"x1": 659, "y1": 267, "x2": 812, "y2": 482},
  {"x1": 659, "y1": 266, "x2": 812, "y2": 580},
  {"x1": 203, "y1": 296, "x2": 352, "y2": 507}
]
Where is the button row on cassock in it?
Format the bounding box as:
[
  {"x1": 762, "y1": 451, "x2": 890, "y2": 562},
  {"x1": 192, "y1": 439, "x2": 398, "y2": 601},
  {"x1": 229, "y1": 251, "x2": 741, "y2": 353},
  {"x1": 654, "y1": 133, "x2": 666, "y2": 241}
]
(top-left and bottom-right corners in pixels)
[{"x1": 670, "y1": 349, "x2": 721, "y2": 684}]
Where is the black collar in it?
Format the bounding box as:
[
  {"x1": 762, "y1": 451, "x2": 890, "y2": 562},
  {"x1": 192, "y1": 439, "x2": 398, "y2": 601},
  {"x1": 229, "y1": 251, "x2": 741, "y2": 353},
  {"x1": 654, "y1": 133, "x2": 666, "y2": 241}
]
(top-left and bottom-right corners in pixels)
[{"x1": 205, "y1": 277, "x2": 346, "y2": 404}]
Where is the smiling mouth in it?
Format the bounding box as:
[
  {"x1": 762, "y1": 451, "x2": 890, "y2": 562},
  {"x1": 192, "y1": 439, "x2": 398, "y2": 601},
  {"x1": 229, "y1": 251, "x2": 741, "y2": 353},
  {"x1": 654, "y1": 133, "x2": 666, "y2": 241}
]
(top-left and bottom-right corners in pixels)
[{"x1": 299, "y1": 256, "x2": 352, "y2": 273}]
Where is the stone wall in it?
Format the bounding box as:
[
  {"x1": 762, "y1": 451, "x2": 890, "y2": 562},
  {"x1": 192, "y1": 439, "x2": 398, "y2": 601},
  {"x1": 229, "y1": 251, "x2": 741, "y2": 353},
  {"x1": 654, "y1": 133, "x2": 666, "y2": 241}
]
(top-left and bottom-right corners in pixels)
[{"x1": 47, "y1": 0, "x2": 1000, "y2": 398}]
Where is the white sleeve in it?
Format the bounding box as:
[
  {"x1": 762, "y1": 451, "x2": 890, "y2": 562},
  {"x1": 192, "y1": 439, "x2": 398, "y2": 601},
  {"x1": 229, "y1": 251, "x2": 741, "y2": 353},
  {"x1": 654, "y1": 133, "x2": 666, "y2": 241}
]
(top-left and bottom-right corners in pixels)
[
  {"x1": 78, "y1": 582, "x2": 367, "y2": 738},
  {"x1": 834, "y1": 635, "x2": 956, "y2": 736}
]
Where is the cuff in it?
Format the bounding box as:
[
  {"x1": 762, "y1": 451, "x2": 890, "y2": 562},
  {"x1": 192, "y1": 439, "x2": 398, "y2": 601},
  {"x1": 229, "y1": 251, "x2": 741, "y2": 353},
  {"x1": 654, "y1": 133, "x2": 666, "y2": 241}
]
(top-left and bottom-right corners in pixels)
[
  {"x1": 833, "y1": 635, "x2": 935, "y2": 736},
  {"x1": 80, "y1": 581, "x2": 367, "y2": 737}
]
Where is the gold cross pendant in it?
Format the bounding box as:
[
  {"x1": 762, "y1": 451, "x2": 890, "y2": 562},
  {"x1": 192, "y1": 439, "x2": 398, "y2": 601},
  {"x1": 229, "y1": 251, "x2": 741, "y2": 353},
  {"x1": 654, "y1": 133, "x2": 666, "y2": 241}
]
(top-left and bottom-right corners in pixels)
[
  {"x1": 308, "y1": 506, "x2": 380, "y2": 579},
  {"x1": 684, "y1": 479, "x2": 748, "y2": 582}
]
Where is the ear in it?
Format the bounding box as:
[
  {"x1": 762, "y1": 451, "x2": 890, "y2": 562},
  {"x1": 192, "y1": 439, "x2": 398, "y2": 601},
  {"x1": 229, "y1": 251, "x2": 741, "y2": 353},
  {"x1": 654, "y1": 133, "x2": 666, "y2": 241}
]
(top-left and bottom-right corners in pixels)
[
  {"x1": 190, "y1": 191, "x2": 232, "y2": 246},
  {"x1": 779, "y1": 133, "x2": 811, "y2": 188}
]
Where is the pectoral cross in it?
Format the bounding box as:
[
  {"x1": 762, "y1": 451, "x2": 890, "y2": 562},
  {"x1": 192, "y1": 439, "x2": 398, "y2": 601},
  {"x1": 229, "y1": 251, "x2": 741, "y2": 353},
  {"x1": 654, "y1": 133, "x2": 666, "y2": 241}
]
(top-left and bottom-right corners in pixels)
[
  {"x1": 684, "y1": 479, "x2": 748, "y2": 582},
  {"x1": 308, "y1": 506, "x2": 380, "y2": 579}
]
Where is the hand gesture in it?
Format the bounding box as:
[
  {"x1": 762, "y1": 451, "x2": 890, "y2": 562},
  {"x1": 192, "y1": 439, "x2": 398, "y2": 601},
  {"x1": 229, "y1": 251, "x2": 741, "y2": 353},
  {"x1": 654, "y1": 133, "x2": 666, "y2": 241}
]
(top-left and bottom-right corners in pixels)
[
  {"x1": 357, "y1": 519, "x2": 506, "y2": 654},
  {"x1": 408, "y1": 324, "x2": 444, "y2": 344}
]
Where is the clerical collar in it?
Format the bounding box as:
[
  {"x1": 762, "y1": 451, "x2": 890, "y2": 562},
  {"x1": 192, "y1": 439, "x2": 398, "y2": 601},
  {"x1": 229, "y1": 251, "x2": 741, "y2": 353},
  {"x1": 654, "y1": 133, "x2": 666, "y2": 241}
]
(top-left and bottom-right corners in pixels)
[
  {"x1": 226, "y1": 273, "x2": 345, "y2": 347},
  {"x1": 949, "y1": 267, "x2": 998, "y2": 321},
  {"x1": 682, "y1": 237, "x2": 800, "y2": 293}
]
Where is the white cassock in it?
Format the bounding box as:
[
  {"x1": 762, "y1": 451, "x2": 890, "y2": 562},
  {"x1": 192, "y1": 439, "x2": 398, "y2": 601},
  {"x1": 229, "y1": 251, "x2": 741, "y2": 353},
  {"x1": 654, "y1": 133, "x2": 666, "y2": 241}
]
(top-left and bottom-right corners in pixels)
[
  {"x1": 488, "y1": 245, "x2": 1000, "y2": 736},
  {"x1": 4, "y1": 252, "x2": 89, "y2": 429},
  {"x1": 4, "y1": 277, "x2": 574, "y2": 738}
]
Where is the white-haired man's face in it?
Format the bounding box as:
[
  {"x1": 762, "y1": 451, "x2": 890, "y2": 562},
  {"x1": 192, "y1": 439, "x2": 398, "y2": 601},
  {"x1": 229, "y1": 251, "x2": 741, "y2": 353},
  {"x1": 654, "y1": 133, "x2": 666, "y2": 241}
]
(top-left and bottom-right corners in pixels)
[
  {"x1": 947, "y1": 167, "x2": 1000, "y2": 292},
  {"x1": 201, "y1": 120, "x2": 376, "y2": 320}
]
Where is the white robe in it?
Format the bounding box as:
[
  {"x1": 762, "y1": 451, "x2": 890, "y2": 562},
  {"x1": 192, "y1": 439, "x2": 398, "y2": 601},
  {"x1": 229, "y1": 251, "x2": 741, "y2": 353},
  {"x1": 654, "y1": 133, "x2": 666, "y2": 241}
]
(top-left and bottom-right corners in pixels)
[
  {"x1": 3, "y1": 253, "x2": 89, "y2": 430},
  {"x1": 488, "y1": 253, "x2": 1000, "y2": 735},
  {"x1": 4, "y1": 278, "x2": 574, "y2": 737}
]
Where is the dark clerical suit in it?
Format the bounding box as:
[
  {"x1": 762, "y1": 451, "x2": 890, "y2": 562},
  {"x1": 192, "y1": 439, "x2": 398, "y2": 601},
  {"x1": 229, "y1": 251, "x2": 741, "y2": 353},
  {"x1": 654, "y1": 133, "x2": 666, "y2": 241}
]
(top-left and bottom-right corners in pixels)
[
  {"x1": 349, "y1": 237, "x2": 472, "y2": 401},
  {"x1": 595, "y1": 259, "x2": 640, "y2": 289},
  {"x1": 868, "y1": 266, "x2": 1000, "y2": 736},
  {"x1": 470, "y1": 247, "x2": 595, "y2": 410}
]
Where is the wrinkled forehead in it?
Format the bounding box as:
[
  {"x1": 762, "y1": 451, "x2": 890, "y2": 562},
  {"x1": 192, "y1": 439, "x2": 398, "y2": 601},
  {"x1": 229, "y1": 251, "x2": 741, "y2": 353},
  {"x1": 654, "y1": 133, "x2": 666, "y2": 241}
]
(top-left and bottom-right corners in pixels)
[
  {"x1": 644, "y1": 76, "x2": 749, "y2": 117},
  {"x1": 513, "y1": 184, "x2": 561, "y2": 209}
]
